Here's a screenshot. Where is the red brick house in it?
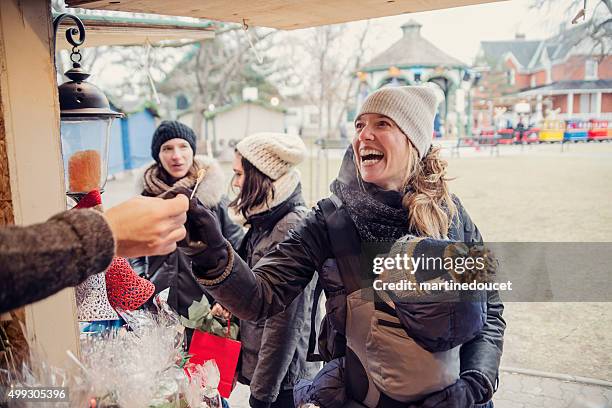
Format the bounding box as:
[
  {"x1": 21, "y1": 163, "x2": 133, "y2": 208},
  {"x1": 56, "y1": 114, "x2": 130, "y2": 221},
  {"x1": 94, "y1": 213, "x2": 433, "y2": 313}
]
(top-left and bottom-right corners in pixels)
[{"x1": 473, "y1": 24, "x2": 612, "y2": 128}]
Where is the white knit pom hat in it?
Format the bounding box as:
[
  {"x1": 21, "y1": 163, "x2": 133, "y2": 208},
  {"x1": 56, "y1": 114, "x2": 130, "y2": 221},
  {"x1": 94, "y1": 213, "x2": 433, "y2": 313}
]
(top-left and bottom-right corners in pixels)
[
  {"x1": 356, "y1": 83, "x2": 444, "y2": 159},
  {"x1": 236, "y1": 132, "x2": 306, "y2": 180}
]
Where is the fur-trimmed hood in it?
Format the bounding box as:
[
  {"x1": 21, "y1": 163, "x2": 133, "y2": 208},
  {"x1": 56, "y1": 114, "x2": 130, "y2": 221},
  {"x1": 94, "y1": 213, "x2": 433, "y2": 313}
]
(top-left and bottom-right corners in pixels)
[{"x1": 134, "y1": 155, "x2": 226, "y2": 208}]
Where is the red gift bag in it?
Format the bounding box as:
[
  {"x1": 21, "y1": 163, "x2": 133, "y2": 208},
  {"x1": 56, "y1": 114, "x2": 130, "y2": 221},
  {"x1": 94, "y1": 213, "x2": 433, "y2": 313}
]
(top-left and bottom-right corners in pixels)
[{"x1": 188, "y1": 319, "x2": 241, "y2": 398}]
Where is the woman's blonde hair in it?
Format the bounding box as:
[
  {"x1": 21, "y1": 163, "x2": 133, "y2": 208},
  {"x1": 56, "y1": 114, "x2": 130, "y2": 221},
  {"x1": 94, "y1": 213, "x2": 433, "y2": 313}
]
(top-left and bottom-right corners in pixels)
[
  {"x1": 401, "y1": 145, "x2": 457, "y2": 239},
  {"x1": 352, "y1": 142, "x2": 456, "y2": 238}
]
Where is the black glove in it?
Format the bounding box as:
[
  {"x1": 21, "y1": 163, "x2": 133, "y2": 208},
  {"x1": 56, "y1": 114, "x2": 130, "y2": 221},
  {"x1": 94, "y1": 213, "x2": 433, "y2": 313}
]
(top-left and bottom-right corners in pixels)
[
  {"x1": 410, "y1": 373, "x2": 489, "y2": 408},
  {"x1": 249, "y1": 395, "x2": 271, "y2": 408},
  {"x1": 168, "y1": 187, "x2": 229, "y2": 275}
]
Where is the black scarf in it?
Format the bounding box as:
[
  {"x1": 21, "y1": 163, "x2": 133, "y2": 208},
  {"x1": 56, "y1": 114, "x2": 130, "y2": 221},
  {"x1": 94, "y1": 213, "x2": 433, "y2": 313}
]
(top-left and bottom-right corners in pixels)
[
  {"x1": 330, "y1": 148, "x2": 412, "y2": 242},
  {"x1": 247, "y1": 184, "x2": 305, "y2": 230},
  {"x1": 238, "y1": 185, "x2": 305, "y2": 259}
]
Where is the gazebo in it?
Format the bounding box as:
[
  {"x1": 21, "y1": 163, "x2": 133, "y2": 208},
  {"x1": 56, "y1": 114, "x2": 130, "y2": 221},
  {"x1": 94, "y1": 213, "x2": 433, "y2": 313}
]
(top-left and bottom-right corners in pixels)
[{"x1": 357, "y1": 20, "x2": 469, "y2": 132}]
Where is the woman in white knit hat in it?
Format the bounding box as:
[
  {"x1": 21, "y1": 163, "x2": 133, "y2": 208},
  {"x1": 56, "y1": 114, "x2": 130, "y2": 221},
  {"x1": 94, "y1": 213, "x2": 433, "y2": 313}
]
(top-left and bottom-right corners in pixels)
[
  {"x1": 184, "y1": 85, "x2": 505, "y2": 408},
  {"x1": 222, "y1": 132, "x2": 320, "y2": 408}
]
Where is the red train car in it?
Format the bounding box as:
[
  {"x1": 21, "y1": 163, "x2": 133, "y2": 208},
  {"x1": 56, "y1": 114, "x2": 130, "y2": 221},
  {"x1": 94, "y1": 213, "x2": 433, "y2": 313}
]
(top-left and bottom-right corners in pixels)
[{"x1": 588, "y1": 119, "x2": 611, "y2": 142}]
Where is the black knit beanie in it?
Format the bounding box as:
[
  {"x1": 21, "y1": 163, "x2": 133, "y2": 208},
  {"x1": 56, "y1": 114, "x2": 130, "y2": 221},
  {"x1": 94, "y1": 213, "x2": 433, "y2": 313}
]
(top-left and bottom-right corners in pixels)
[{"x1": 151, "y1": 120, "x2": 197, "y2": 163}]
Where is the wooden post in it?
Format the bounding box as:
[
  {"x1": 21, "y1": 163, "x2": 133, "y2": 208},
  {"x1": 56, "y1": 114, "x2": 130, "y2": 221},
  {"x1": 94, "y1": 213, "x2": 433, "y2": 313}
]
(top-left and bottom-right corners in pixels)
[
  {"x1": 0, "y1": 0, "x2": 80, "y2": 367},
  {"x1": 0, "y1": 75, "x2": 13, "y2": 226}
]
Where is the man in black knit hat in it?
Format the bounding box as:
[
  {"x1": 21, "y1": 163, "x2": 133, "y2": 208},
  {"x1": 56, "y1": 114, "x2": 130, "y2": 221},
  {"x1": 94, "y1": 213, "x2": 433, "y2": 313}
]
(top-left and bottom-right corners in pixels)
[{"x1": 151, "y1": 120, "x2": 198, "y2": 166}]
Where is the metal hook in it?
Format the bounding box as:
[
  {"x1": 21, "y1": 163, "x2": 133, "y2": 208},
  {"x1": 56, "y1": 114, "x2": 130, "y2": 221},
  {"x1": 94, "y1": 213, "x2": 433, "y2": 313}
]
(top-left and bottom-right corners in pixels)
[
  {"x1": 571, "y1": 0, "x2": 587, "y2": 24},
  {"x1": 53, "y1": 13, "x2": 86, "y2": 50},
  {"x1": 70, "y1": 46, "x2": 83, "y2": 64},
  {"x1": 241, "y1": 19, "x2": 263, "y2": 64},
  {"x1": 52, "y1": 13, "x2": 87, "y2": 69}
]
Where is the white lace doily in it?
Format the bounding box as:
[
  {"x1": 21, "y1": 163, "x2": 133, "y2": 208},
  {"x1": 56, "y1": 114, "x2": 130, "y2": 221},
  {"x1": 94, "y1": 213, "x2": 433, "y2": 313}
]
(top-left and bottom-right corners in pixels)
[{"x1": 76, "y1": 272, "x2": 119, "y2": 321}]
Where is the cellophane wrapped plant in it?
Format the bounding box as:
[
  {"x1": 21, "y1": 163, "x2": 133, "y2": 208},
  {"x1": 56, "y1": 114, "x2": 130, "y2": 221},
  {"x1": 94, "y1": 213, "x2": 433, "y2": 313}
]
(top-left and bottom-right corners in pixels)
[{"x1": 3, "y1": 291, "x2": 222, "y2": 408}]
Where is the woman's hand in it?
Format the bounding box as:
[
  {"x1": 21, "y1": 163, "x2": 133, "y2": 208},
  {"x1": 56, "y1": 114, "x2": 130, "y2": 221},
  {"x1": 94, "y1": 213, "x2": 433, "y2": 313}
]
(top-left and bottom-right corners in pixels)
[
  {"x1": 186, "y1": 197, "x2": 226, "y2": 253},
  {"x1": 168, "y1": 187, "x2": 230, "y2": 277},
  {"x1": 211, "y1": 303, "x2": 232, "y2": 320},
  {"x1": 409, "y1": 373, "x2": 490, "y2": 408}
]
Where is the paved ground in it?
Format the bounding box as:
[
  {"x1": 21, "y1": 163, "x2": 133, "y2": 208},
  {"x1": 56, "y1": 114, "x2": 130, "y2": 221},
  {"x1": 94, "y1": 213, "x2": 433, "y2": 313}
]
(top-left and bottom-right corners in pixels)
[
  {"x1": 494, "y1": 371, "x2": 612, "y2": 408},
  {"x1": 105, "y1": 141, "x2": 612, "y2": 407},
  {"x1": 226, "y1": 371, "x2": 612, "y2": 408}
]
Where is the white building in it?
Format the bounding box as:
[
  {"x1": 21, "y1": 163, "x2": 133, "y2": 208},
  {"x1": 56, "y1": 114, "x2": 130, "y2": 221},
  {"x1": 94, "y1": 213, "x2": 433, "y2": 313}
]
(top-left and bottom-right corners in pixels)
[{"x1": 179, "y1": 101, "x2": 286, "y2": 161}]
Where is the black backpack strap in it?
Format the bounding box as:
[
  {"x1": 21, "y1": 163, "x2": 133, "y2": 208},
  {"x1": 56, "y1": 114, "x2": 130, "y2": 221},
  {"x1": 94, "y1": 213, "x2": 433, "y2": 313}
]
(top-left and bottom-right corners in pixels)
[
  {"x1": 306, "y1": 279, "x2": 324, "y2": 362},
  {"x1": 306, "y1": 196, "x2": 363, "y2": 363},
  {"x1": 319, "y1": 194, "x2": 341, "y2": 219},
  {"x1": 322, "y1": 195, "x2": 362, "y2": 293},
  {"x1": 306, "y1": 196, "x2": 341, "y2": 362}
]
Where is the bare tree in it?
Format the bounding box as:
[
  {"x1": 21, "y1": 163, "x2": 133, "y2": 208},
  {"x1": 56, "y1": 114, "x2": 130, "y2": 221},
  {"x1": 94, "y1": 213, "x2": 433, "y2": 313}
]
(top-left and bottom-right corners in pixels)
[
  {"x1": 295, "y1": 22, "x2": 371, "y2": 139},
  {"x1": 155, "y1": 26, "x2": 280, "y2": 140},
  {"x1": 332, "y1": 21, "x2": 370, "y2": 137},
  {"x1": 531, "y1": 0, "x2": 611, "y2": 58}
]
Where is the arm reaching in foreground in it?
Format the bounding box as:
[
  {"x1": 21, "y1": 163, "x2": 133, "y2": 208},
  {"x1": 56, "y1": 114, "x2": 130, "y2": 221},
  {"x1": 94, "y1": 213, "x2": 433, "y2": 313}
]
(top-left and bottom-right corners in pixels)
[
  {"x1": 105, "y1": 194, "x2": 188, "y2": 257},
  {"x1": 0, "y1": 194, "x2": 188, "y2": 313},
  {"x1": 184, "y1": 195, "x2": 330, "y2": 322}
]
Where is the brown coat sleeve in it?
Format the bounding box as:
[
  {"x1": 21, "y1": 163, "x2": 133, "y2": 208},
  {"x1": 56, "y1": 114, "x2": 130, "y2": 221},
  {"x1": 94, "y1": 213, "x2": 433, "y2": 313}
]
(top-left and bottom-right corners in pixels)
[{"x1": 0, "y1": 209, "x2": 115, "y2": 313}]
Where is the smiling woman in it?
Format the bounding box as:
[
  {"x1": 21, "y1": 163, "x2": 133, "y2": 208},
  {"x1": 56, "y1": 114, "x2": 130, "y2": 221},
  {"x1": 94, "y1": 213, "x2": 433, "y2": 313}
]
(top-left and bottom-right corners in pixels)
[
  {"x1": 186, "y1": 85, "x2": 505, "y2": 408},
  {"x1": 352, "y1": 84, "x2": 457, "y2": 239},
  {"x1": 353, "y1": 113, "x2": 411, "y2": 190}
]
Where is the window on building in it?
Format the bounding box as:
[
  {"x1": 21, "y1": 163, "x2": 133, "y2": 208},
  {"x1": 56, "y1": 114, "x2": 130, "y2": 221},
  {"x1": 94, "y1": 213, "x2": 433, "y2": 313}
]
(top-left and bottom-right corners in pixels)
[
  {"x1": 176, "y1": 94, "x2": 189, "y2": 110},
  {"x1": 530, "y1": 76, "x2": 536, "y2": 88},
  {"x1": 585, "y1": 59, "x2": 598, "y2": 80},
  {"x1": 591, "y1": 93, "x2": 600, "y2": 114},
  {"x1": 507, "y1": 69, "x2": 515, "y2": 86},
  {"x1": 580, "y1": 93, "x2": 591, "y2": 113}
]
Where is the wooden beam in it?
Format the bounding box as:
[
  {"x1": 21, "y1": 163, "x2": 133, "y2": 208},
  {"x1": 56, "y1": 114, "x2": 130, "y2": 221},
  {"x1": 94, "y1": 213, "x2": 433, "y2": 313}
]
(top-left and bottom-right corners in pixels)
[
  {"x1": 0, "y1": 0, "x2": 80, "y2": 367},
  {"x1": 0, "y1": 75, "x2": 13, "y2": 226},
  {"x1": 66, "y1": 0, "x2": 506, "y2": 30},
  {"x1": 0, "y1": 39, "x2": 28, "y2": 379},
  {"x1": 55, "y1": 17, "x2": 215, "y2": 49}
]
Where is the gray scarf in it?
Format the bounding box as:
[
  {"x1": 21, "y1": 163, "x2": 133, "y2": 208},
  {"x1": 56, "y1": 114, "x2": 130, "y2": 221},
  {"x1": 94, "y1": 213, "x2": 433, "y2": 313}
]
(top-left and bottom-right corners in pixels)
[{"x1": 330, "y1": 148, "x2": 411, "y2": 242}]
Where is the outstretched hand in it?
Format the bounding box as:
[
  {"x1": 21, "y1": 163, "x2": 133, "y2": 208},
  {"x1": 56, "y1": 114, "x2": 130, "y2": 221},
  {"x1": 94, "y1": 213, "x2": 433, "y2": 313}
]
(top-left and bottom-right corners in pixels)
[
  {"x1": 165, "y1": 187, "x2": 226, "y2": 253},
  {"x1": 408, "y1": 373, "x2": 489, "y2": 408},
  {"x1": 104, "y1": 194, "x2": 188, "y2": 258},
  {"x1": 164, "y1": 187, "x2": 229, "y2": 275}
]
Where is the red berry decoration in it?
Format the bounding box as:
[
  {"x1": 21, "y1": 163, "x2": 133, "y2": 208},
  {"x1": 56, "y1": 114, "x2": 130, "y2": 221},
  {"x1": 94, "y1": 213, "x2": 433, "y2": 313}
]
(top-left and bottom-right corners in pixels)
[
  {"x1": 105, "y1": 257, "x2": 155, "y2": 310},
  {"x1": 74, "y1": 189, "x2": 102, "y2": 209}
]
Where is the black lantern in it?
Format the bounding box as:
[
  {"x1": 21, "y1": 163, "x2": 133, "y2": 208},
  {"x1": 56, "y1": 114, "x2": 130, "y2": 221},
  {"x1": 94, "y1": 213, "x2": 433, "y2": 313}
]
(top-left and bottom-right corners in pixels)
[{"x1": 54, "y1": 13, "x2": 123, "y2": 202}]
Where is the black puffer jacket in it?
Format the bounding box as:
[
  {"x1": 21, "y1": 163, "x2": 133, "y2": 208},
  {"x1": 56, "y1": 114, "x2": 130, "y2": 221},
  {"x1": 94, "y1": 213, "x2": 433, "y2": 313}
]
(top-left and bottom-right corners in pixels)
[
  {"x1": 237, "y1": 185, "x2": 320, "y2": 407},
  {"x1": 194, "y1": 151, "x2": 505, "y2": 407}
]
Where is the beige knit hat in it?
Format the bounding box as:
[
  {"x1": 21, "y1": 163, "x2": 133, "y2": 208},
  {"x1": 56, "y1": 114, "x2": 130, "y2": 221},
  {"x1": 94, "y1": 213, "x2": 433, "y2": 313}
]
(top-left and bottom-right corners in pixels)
[
  {"x1": 236, "y1": 132, "x2": 306, "y2": 180},
  {"x1": 356, "y1": 84, "x2": 444, "y2": 159}
]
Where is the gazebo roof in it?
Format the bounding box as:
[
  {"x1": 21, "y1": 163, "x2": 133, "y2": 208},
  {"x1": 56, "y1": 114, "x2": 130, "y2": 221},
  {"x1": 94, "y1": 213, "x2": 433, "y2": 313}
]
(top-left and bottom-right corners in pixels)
[{"x1": 361, "y1": 20, "x2": 466, "y2": 71}]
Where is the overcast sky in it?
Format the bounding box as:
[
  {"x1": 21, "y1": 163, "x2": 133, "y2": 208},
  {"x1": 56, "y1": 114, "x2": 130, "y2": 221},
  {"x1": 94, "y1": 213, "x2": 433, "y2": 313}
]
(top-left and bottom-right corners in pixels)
[
  {"x1": 347, "y1": 0, "x2": 583, "y2": 64},
  {"x1": 88, "y1": 0, "x2": 597, "y2": 104}
]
